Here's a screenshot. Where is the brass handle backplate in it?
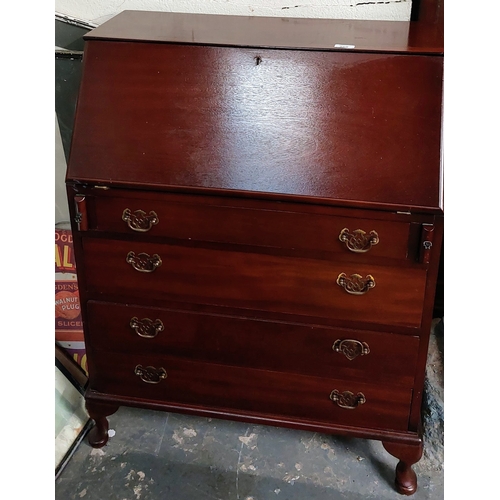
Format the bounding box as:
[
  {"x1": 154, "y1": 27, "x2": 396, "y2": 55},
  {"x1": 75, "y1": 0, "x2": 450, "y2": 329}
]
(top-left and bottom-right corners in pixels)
[
  {"x1": 336, "y1": 273, "x2": 375, "y2": 295},
  {"x1": 126, "y1": 251, "x2": 162, "y2": 273},
  {"x1": 130, "y1": 317, "x2": 164, "y2": 338},
  {"x1": 339, "y1": 228, "x2": 379, "y2": 253},
  {"x1": 330, "y1": 390, "x2": 366, "y2": 409},
  {"x1": 122, "y1": 208, "x2": 159, "y2": 232},
  {"x1": 332, "y1": 339, "x2": 370, "y2": 360},
  {"x1": 134, "y1": 364, "x2": 167, "y2": 384}
]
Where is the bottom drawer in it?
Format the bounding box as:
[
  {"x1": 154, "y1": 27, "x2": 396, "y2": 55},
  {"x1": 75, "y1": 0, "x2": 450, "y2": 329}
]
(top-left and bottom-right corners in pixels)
[{"x1": 89, "y1": 351, "x2": 412, "y2": 432}]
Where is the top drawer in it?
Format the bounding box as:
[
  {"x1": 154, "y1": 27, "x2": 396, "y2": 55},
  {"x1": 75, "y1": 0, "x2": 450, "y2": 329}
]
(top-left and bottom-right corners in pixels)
[{"x1": 75, "y1": 190, "x2": 418, "y2": 261}]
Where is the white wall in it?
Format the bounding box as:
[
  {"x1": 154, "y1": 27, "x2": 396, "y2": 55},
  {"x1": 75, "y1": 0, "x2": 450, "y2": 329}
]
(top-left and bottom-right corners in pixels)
[{"x1": 55, "y1": 0, "x2": 412, "y2": 25}]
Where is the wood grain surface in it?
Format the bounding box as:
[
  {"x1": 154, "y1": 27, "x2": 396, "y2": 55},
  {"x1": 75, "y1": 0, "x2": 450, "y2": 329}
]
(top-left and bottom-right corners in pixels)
[
  {"x1": 89, "y1": 350, "x2": 413, "y2": 432},
  {"x1": 86, "y1": 300, "x2": 420, "y2": 387},
  {"x1": 83, "y1": 10, "x2": 443, "y2": 54},
  {"x1": 81, "y1": 237, "x2": 427, "y2": 328},
  {"x1": 68, "y1": 41, "x2": 443, "y2": 213},
  {"x1": 85, "y1": 190, "x2": 415, "y2": 261}
]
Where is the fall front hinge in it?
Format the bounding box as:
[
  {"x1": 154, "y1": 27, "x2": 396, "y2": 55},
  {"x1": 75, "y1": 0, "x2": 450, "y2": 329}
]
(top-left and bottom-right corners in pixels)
[{"x1": 74, "y1": 195, "x2": 88, "y2": 231}]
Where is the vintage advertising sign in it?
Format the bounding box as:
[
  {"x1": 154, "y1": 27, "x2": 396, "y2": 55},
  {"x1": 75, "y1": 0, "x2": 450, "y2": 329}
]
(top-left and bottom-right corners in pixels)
[{"x1": 55, "y1": 228, "x2": 87, "y2": 374}]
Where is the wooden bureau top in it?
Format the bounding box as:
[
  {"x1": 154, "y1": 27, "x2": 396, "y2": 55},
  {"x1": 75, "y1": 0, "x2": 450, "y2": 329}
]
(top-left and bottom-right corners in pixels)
[
  {"x1": 68, "y1": 11, "x2": 444, "y2": 214},
  {"x1": 84, "y1": 10, "x2": 443, "y2": 54}
]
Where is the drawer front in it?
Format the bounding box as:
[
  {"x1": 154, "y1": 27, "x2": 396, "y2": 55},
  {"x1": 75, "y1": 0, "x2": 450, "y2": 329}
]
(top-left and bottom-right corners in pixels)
[
  {"x1": 82, "y1": 238, "x2": 427, "y2": 328},
  {"x1": 87, "y1": 193, "x2": 411, "y2": 260},
  {"x1": 87, "y1": 301, "x2": 420, "y2": 387},
  {"x1": 89, "y1": 351, "x2": 412, "y2": 432}
]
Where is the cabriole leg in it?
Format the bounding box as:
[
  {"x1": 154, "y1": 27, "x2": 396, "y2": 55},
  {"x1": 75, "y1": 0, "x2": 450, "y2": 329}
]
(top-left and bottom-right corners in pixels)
[
  {"x1": 382, "y1": 440, "x2": 423, "y2": 496},
  {"x1": 85, "y1": 400, "x2": 119, "y2": 448}
]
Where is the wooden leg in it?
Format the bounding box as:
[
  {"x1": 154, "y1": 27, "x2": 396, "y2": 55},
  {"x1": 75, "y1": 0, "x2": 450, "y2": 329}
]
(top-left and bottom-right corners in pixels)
[
  {"x1": 382, "y1": 440, "x2": 423, "y2": 496},
  {"x1": 85, "y1": 400, "x2": 120, "y2": 448}
]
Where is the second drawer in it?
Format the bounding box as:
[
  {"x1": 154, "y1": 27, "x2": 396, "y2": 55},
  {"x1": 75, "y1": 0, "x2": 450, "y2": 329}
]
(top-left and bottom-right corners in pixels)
[
  {"x1": 82, "y1": 238, "x2": 428, "y2": 328},
  {"x1": 86, "y1": 301, "x2": 419, "y2": 387}
]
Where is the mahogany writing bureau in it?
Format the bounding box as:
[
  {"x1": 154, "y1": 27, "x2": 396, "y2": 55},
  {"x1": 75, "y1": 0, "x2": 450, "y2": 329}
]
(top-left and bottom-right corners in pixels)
[{"x1": 66, "y1": 11, "x2": 444, "y2": 495}]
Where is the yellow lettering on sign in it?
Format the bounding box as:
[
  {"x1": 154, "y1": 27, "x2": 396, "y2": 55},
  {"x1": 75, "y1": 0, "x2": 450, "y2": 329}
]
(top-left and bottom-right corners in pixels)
[
  {"x1": 63, "y1": 245, "x2": 73, "y2": 268},
  {"x1": 55, "y1": 244, "x2": 62, "y2": 268}
]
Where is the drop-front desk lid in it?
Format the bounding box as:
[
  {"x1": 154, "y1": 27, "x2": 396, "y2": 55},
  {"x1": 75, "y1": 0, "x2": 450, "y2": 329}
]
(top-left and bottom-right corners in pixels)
[{"x1": 67, "y1": 11, "x2": 444, "y2": 214}]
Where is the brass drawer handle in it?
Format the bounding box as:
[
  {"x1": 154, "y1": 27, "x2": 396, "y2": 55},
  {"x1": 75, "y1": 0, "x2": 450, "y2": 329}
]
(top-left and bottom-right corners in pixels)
[
  {"x1": 122, "y1": 208, "x2": 159, "y2": 232},
  {"x1": 126, "y1": 251, "x2": 162, "y2": 273},
  {"x1": 134, "y1": 364, "x2": 167, "y2": 384},
  {"x1": 339, "y1": 228, "x2": 379, "y2": 253},
  {"x1": 336, "y1": 273, "x2": 375, "y2": 295},
  {"x1": 332, "y1": 339, "x2": 370, "y2": 360},
  {"x1": 330, "y1": 390, "x2": 366, "y2": 409},
  {"x1": 130, "y1": 317, "x2": 164, "y2": 338}
]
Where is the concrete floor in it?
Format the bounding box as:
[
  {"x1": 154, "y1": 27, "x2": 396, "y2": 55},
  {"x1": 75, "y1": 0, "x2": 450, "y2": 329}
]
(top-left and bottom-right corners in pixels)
[{"x1": 55, "y1": 406, "x2": 444, "y2": 500}]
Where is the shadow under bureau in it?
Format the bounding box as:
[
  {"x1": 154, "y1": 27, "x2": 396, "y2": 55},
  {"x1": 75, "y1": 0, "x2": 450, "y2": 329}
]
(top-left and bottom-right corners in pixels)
[{"x1": 66, "y1": 10, "x2": 444, "y2": 496}]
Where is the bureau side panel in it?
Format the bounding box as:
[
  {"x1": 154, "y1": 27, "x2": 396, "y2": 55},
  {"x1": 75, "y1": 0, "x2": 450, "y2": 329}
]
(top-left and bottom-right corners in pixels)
[{"x1": 408, "y1": 215, "x2": 444, "y2": 430}]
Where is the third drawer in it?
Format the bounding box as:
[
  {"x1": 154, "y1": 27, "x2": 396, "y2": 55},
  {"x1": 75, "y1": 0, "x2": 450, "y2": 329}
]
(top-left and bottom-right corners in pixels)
[{"x1": 86, "y1": 301, "x2": 419, "y2": 388}]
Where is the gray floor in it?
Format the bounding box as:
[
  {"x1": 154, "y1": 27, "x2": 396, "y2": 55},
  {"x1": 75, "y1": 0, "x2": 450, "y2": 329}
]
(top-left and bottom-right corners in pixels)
[{"x1": 55, "y1": 406, "x2": 444, "y2": 500}]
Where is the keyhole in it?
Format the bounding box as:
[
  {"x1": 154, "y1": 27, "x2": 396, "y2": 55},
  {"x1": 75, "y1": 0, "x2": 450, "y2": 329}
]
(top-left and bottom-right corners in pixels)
[{"x1": 254, "y1": 56, "x2": 262, "y2": 66}]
